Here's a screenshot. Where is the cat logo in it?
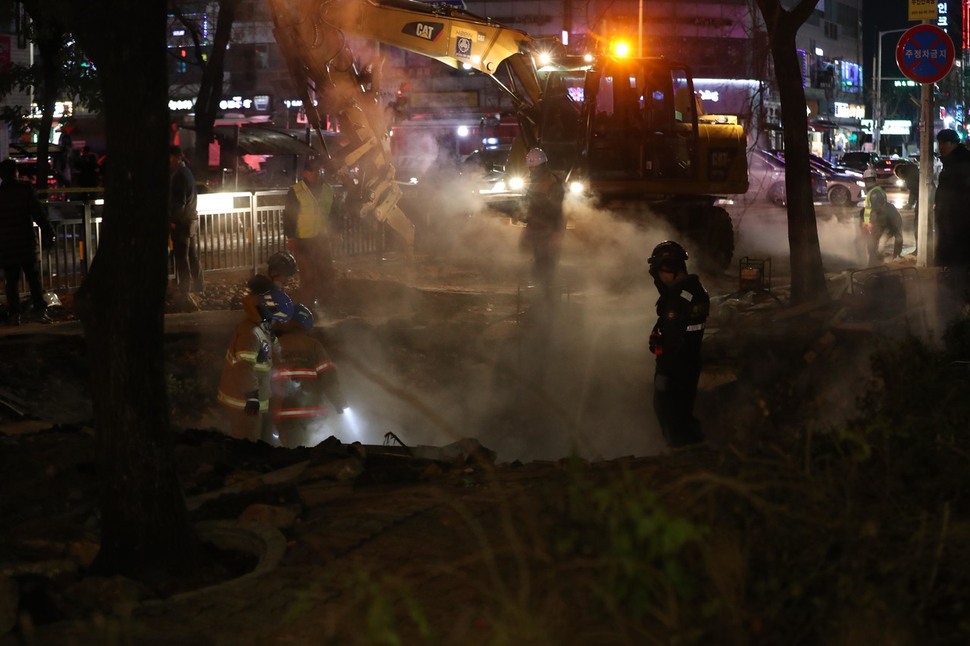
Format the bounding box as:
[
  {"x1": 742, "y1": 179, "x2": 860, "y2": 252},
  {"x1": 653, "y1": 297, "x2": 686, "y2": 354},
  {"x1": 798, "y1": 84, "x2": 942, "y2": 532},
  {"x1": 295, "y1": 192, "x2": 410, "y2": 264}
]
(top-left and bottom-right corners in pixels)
[{"x1": 402, "y1": 21, "x2": 444, "y2": 42}]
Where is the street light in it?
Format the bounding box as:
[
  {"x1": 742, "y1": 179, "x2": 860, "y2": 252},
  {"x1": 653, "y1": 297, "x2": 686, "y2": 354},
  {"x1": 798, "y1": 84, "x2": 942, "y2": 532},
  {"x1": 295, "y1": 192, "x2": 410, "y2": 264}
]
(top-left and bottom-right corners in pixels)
[{"x1": 874, "y1": 28, "x2": 909, "y2": 154}]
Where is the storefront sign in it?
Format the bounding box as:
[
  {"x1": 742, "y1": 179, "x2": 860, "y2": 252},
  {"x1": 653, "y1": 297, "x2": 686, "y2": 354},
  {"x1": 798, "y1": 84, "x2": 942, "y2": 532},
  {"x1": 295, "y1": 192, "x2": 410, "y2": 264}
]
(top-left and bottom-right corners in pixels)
[
  {"x1": 908, "y1": 0, "x2": 937, "y2": 21},
  {"x1": 881, "y1": 120, "x2": 913, "y2": 135}
]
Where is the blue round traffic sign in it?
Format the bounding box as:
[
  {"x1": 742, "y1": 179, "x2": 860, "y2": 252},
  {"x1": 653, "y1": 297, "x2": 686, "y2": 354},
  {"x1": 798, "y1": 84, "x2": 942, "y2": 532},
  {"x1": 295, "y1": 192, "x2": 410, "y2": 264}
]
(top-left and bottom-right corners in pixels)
[{"x1": 895, "y1": 24, "x2": 955, "y2": 84}]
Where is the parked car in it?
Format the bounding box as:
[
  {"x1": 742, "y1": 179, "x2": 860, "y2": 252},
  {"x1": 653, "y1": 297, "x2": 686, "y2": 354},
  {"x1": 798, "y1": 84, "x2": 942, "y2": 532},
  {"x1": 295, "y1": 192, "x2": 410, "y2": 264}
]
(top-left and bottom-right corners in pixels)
[
  {"x1": 838, "y1": 151, "x2": 903, "y2": 187},
  {"x1": 839, "y1": 151, "x2": 881, "y2": 173},
  {"x1": 748, "y1": 149, "x2": 828, "y2": 206},
  {"x1": 767, "y1": 150, "x2": 866, "y2": 207}
]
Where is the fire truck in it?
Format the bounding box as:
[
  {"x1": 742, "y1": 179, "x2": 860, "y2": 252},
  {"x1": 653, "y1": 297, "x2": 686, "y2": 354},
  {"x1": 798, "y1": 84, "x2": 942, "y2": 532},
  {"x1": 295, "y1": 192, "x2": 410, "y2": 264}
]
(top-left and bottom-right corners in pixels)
[{"x1": 269, "y1": 0, "x2": 748, "y2": 270}]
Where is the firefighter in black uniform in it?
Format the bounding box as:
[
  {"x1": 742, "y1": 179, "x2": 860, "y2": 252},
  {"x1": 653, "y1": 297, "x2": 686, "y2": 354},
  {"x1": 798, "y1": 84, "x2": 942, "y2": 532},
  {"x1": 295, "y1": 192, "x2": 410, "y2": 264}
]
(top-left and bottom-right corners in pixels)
[{"x1": 647, "y1": 241, "x2": 709, "y2": 448}]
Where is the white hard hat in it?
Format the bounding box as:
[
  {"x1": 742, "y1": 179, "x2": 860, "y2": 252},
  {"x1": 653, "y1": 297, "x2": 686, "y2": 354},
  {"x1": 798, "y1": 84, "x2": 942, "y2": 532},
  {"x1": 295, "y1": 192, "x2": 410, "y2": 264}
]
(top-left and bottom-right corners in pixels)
[{"x1": 526, "y1": 148, "x2": 548, "y2": 168}]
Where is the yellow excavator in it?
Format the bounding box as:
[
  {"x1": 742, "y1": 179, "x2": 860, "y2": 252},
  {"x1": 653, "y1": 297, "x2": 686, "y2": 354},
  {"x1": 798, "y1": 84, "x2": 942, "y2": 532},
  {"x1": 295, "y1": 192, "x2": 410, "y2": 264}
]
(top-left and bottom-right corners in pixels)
[{"x1": 269, "y1": 0, "x2": 748, "y2": 270}]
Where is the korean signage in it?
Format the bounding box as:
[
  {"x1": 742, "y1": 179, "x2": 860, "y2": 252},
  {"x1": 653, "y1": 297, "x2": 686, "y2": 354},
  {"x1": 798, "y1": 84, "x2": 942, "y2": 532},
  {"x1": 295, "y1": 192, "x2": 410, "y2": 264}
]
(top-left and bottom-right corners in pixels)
[
  {"x1": 895, "y1": 24, "x2": 955, "y2": 84},
  {"x1": 908, "y1": 0, "x2": 938, "y2": 21}
]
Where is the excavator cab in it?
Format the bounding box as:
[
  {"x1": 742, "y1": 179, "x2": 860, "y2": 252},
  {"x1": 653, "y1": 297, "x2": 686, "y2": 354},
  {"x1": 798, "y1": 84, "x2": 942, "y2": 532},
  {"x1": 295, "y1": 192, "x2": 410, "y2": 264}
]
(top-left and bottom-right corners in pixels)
[{"x1": 534, "y1": 56, "x2": 746, "y2": 200}]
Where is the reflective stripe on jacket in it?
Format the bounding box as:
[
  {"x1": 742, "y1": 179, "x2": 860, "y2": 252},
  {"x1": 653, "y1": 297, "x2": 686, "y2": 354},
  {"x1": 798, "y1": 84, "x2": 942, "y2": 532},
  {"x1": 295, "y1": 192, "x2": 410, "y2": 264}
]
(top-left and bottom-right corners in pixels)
[
  {"x1": 217, "y1": 319, "x2": 275, "y2": 411},
  {"x1": 271, "y1": 331, "x2": 342, "y2": 421}
]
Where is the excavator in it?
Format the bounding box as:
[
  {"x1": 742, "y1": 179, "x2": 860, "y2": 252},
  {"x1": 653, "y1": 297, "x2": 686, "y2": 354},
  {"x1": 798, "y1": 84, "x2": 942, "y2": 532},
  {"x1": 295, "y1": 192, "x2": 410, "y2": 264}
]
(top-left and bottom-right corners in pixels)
[{"x1": 268, "y1": 0, "x2": 748, "y2": 270}]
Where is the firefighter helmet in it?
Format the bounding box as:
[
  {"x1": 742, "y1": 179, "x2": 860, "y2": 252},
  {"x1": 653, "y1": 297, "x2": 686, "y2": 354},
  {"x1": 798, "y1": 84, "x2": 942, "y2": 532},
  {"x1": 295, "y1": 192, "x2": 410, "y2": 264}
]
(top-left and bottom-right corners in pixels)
[
  {"x1": 293, "y1": 303, "x2": 314, "y2": 330},
  {"x1": 267, "y1": 251, "x2": 298, "y2": 278},
  {"x1": 648, "y1": 240, "x2": 689, "y2": 273},
  {"x1": 526, "y1": 147, "x2": 548, "y2": 168},
  {"x1": 256, "y1": 287, "x2": 294, "y2": 324}
]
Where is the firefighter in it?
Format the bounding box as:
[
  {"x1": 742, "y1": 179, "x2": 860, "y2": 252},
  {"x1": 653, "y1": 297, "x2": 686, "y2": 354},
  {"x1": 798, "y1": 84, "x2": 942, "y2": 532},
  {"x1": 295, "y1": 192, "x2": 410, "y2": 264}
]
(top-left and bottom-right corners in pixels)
[
  {"x1": 217, "y1": 286, "x2": 294, "y2": 442},
  {"x1": 647, "y1": 241, "x2": 709, "y2": 448},
  {"x1": 270, "y1": 304, "x2": 347, "y2": 448},
  {"x1": 266, "y1": 250, "x2": 298, "y2": 290},
  {"x1": 283, "y1": 157, "x2": 337, "y2": 317},
  {"x1": 521, "y1": 147, "x2": 565, "y2": 301}
]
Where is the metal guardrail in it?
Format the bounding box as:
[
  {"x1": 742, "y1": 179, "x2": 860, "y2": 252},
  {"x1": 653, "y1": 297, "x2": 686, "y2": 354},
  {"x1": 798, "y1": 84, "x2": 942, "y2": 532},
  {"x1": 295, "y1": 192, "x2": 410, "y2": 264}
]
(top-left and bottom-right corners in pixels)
[{"x1": 10, "y1": 189, "x2": 386, "y2": 303}]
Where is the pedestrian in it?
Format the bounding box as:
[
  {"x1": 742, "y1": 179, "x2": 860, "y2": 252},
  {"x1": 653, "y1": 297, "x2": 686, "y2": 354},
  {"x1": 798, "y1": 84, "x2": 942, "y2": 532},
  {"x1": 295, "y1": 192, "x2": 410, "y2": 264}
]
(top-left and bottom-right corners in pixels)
[
  {"x1": 933, "y1": 129, "x2": 970, "y2": 323},
  {"x1": 270, "y1": 303, "x2": 347, "y2": 448},
  {"x1": 217, "y1": 285, "x2": 294, "y2": 442},
  {"x1": 283, "y1": 157, "x2": 337, "y2": 317},
  {"x1": 647, "y1": 240, "x2": 709, "y2": 448},
  {"x1": 895, "y1": 161, "x2": 919, "y2": 211},
  {"x1": 933, "y1": 129, "x2": 970, "y2": 266},
  {"x1": 520, "y1": 147, "x2": 565, "y2": 301},
  {"x1": 55, "y1": 126, "x2": 73, "y2": 187},
  {"x1": 0, "y1": 159, "x2": 56, "y2": 325},
  {"x1": 169, "y1": 145, "x2": 204, "y2": 310},
  {"x1": 858, "y1": 185, "x2": 903, "y2": 266},
  {"x1": 75, "y1": 145, "x2": 99, "y2": 194}
]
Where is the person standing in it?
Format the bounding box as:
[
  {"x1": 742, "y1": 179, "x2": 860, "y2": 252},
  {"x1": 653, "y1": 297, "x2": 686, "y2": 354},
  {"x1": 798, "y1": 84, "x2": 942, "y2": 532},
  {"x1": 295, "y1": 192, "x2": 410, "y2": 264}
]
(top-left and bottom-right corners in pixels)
[
  {"x1": 0, "y1": 159, "x2": 56, "y2": 325},
  {"x1": 217, "y1": 286, "x2": 293, "y2": 442},
  {"x1": 647, "y1": 241, "x2": 709, "y2": 448},
  {"x1": 858, "y1": 185, "x2": 904, "y2": 266},
  {"x1": 933, "y1": 129, "x2": 970, "y2": 267},
  {"x1": 521, "y1": 147, "x2": 565, "y2": 301},
  {"x1": 933, "y1": 129, "x2": 970, "y2": 323},
  {"x1": 55, "y1": 126, "x2": 74, "y2": 187},
  {"x1": 75, "y1": 145, "x2": 100, "y2": 197},
  {"x1": 283, "y1": 157, "x2": 337, "y2": 316},
  {"x1": 270, "y1": 303, "x2": 347, "y2": 448},
  {"x1": 169, "y1": 145, "x2": 203, "y2": 309}
]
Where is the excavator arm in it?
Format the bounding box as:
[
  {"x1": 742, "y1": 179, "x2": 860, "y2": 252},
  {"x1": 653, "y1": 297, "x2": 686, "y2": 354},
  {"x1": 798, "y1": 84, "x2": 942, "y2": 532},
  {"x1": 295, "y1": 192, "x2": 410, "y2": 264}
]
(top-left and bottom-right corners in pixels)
[{"x1": 268, "y1": 0, "x2": 543, "y2": 251}]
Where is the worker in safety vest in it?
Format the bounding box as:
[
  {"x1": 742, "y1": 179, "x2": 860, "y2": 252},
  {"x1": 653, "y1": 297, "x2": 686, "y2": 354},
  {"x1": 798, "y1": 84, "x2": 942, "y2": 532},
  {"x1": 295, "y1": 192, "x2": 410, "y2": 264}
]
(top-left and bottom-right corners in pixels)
[
  {"x1": 858, "y1": 185, "x2": 903, "y2": 266},
  {"x1": 270, "y1": 303, "x2": 347, "y2": 448},
  {"x1": 283, "y1": 157, "x2": 337, "y2": 317}
]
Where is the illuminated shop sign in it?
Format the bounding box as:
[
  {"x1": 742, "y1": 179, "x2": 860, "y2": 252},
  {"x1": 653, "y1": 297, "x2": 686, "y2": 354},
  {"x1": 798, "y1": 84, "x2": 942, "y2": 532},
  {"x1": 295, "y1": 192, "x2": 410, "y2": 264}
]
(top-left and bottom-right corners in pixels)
[{"x1": 833, "y1": 102, "x2": 865, "y2": 119}]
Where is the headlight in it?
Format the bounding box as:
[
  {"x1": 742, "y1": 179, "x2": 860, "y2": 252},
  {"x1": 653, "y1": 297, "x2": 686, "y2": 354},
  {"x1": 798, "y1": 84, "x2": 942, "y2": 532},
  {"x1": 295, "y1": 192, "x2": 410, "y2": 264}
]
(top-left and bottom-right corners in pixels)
[
  {"x1": 568, "y1": 181, "x2": 585, "y2": 195},
  {"x1": 480, "y1": 180, "x2": 507, "y2": 195},
  {"x1": 508, "y1": 176, "x2": 526, "y2": 191}
]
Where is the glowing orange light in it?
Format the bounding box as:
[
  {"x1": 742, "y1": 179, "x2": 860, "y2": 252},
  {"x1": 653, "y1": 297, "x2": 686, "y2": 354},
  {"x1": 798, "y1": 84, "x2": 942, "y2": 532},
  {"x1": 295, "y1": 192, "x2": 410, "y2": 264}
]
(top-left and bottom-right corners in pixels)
[{"x1": 610, "y1": 39, "x2": 631, "y2": 58}]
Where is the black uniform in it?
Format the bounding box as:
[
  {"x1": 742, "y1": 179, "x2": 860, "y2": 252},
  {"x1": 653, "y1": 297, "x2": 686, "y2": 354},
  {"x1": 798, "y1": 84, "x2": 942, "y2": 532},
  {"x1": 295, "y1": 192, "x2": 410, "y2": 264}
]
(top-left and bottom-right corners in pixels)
[
  {"x1": 935, "y1": 143, "x2": 970, "y2": 267},
  {"x1": 650, "y1": 272, "x2": 709, "y2": 447}
]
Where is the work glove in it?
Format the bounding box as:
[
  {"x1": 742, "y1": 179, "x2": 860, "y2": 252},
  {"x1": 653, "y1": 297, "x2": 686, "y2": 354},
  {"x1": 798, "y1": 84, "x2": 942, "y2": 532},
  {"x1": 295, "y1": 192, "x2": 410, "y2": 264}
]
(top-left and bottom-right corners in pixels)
[
  {"x1": 256, "y1": 340, "x2": 270, "y2": 364},
  {"x1": 244, "y1": 391, "x2": 260, "y2": 416}
]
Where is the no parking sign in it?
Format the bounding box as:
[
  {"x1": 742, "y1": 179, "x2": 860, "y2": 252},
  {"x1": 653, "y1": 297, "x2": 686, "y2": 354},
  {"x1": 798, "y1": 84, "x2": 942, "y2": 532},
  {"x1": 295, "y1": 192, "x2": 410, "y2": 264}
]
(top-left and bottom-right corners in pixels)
[{"x1": 895, "y1": 24, "x2": 955, "y2": 84}]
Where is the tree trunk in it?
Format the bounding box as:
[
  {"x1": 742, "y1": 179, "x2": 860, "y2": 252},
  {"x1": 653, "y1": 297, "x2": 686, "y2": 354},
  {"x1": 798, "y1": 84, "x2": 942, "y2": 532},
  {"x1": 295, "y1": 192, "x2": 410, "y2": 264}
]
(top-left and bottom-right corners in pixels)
[
  {"x1": 30, "y1": 14, "x2": 63, "y2": 191},
  {"x1": 756, "y1": 0, "x2": 827, "y2": 304},
  {"x1": 192, "y1": 0, "x2": 238, "y2": 178},
  {"x1": 51, "y1": 0, "x2": 208, "y2": 590}
]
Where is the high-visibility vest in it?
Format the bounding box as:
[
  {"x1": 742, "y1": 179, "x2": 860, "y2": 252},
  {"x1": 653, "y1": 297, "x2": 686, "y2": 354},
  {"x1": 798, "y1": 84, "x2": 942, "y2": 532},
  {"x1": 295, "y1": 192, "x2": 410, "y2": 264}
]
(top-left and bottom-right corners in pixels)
[{"x1": 292, "y1": 181, "x2": 334, "y2": 239}]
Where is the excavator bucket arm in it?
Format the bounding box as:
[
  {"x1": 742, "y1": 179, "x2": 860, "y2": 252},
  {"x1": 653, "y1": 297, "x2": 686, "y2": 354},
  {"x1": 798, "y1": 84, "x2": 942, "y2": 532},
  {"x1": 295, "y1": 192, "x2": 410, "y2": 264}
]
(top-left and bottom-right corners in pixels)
[{"x1": 268, "y1": 0, "x2": 545, "y2": 253}]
